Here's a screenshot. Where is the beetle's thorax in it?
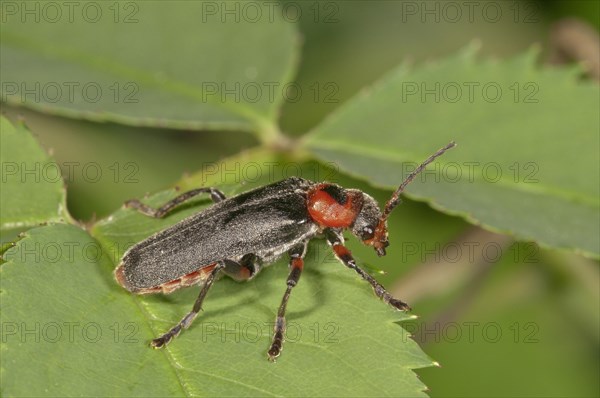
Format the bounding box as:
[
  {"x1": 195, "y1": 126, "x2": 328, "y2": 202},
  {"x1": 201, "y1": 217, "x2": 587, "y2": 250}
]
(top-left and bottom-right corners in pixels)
[
  {"x1": 306, "y1": 183, "x2": 390, "y2": 256},
  {"x1": 306, "y1": 184, "x2": 364, "y2": 229}
]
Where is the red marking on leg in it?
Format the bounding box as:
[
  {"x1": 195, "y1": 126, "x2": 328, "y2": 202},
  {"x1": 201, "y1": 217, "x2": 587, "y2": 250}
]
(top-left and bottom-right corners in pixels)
[
  {"x1": 333, "y1": 244, "x2": 351, "y2": 259},
  {"x1": 291, "y1": 258, "x2": 304, "y2": 270}
]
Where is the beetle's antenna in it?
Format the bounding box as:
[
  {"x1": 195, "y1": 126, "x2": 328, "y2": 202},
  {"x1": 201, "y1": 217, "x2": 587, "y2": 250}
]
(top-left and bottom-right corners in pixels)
[{"x1": 381, "y1": 141, "x2": 456, "y2": 221}]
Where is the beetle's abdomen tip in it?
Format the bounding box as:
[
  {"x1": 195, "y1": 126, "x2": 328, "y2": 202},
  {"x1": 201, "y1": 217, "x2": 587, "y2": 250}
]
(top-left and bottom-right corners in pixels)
[{"x1": 114, "y1": 263, "x2": 137, "y2": 293}]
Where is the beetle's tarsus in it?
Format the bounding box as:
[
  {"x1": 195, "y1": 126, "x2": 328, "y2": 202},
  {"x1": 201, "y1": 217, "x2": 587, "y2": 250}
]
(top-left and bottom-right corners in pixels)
[
  {"x1": 268, "y1": 319, "x2": 285, "y2": 361},
  {"x1": 150, "y1": 339, "x2": 165, "y2": 349},
  {"x1": 388, "y1": 297, "x2": 411, "y2": 312},
  {"x1": 267, "y1": 346, "x2": 281, "y2": 362},
  {"x1": 150, "y1": 335, "x2": 171, "y2": 349},
  {"x1": 150, "y1": 322, "x2": 185, "y2": 349},
  {"x1": 124, "y1": 199, "x2": 158, "y2": 217},
  {"x1": 327, "y1": 230, "x2": 413, "y2": 313},
  {"x1": 124, "y1": 199, "x2": 139, "y2": 208}
]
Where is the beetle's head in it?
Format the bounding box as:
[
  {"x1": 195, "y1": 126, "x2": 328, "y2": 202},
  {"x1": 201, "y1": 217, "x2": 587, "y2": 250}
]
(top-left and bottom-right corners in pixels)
[
  {"x1": 352, "y1": 142, "x2": 457, "y2": 257},
  {"x1": 351, "y1": 193, "x2": 389, "y2": 257}
]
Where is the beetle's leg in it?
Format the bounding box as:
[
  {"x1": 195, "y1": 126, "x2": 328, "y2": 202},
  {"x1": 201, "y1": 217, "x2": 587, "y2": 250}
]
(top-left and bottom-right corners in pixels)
[
  {"x1": 222, "y1": 254, "x2": 262, "y2": 281},
  {"x1": 151, "y1": 261, "x2": 225, "y2": 349},
  {"x1": 326, "y1": 229, "x2": 411, "y2": 311},
  {"x1": 125, "y1": 187, "x2": 226, "y2": 218},
  {"x1": 268, "y1": 242, "x2": 308, "y2": 361}
]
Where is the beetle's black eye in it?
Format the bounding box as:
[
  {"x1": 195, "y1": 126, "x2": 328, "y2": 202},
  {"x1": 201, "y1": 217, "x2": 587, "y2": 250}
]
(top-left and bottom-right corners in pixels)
[{"x1": 361, "y1": 226, "x2": 375, "y2": 240}]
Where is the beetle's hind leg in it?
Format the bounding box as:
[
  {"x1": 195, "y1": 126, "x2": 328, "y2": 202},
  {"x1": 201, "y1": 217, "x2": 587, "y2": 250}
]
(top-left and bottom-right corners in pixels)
[
  {"x1": 150, "y1": 254, "x2": 260, "y2": 349},
  {"x1": 268, "y1": 242, "x2": 308, "y2": 361},
  {"x1": 125, "y1": 187, "x2": 226, "y2": 218},
  {"x1": 326, "y1": 229, "x2": 411, "y2": 311},
  {"x1": 151, "y1": 261, "x2": 225, "y2": 349}
]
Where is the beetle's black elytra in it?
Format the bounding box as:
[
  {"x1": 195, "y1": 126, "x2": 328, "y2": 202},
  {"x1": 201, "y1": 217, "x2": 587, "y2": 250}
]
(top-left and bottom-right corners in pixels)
[{"x1": 115, "y1": 142, "x2": 456, "y2": 361}]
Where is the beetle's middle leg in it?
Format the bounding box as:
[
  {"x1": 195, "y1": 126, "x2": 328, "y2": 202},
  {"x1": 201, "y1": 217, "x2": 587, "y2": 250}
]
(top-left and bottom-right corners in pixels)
[
  {"x1": 125, "y1": 187, "x2": 226, "y2": 218},
  {"x1": 151, "y1": 261, "x2": 225, "y2": 349},
  {"x1": 268, "y1": 241, "x2": 308, "y2": 361},
  {"x1": 326, "y1": 229, "x2": 411, "y2": 311}
]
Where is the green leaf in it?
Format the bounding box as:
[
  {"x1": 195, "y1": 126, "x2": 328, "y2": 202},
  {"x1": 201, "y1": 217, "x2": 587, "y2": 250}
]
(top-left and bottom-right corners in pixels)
[
  {"x1": 0, "y1": 106, "x2": 257, "y2": 220},
  {"x1": 1, "y1": 224, "x2": 185, "y2": 396},
  {"x1": 0, "y1": 116, "x2": 68, "y2": 239},
  {"x1": 0, "y1": 1, "x2": 298, "y2": 139},
  {"x1": 304, "y1": 46, "x2": 600, "y2": 258},
  {"x1": 2, "y1": 150, "x2": 435, "y2": 397}
]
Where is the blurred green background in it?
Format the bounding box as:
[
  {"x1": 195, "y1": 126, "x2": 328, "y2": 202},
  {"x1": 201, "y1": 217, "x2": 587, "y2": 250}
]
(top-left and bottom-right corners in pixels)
[{"x1": 2, "y1": 1, "x2": 598, "y2": 397}]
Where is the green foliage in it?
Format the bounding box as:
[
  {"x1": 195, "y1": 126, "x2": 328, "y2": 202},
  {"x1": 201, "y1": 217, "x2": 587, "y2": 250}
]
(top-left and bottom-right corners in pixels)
[
  {"x1": 0, "y1": 118, "x2": 69, "y2": 238},
  {"x1": 2, "y1": 223, "x2": 432, "y2": 396},
  {"x1": 0, "y1": 3, "x2": 297, "y2": 137},
  {"x1": 2, "y1": 146, "x2": 433, "y2": 397},
  {"x1": 304, "y1": 47, "x2": 600, "y2": 257},
  {"x1": 1, "y1": 3, "x2": 599, "y2": 397},
  {"x1": 1, "y1": 224, "x2": 183, "y2": 396}
]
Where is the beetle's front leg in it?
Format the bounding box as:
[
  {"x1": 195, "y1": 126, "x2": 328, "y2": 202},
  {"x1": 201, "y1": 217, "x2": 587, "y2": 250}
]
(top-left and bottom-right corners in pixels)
[
  {"x1": 267, "y1": 241, "x2": 308, "y2": 361},
  {"x1": 125, "y1": 187, "x2": 226, "y2": 218},
  {"x1": 326, "y1": 229, "x2": 411, "y2": 311}
]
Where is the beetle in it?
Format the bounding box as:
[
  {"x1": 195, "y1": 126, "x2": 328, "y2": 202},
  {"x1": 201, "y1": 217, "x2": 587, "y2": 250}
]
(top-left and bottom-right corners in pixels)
[{"x1": 115, "y1": 141, "x2": 455, "y2": 360}]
